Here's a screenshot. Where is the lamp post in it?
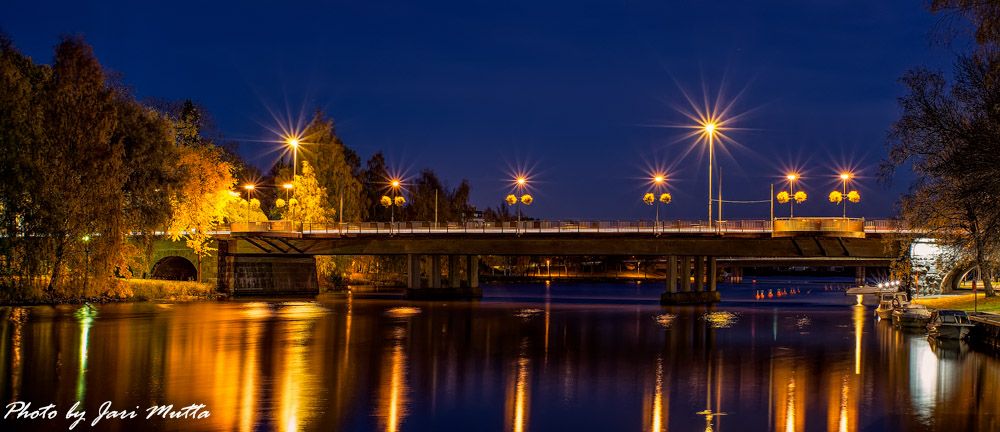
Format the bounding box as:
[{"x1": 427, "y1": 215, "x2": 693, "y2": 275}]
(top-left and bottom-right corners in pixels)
[
  {"x1": 516, "y1": 176, "x2": 527, "y2": 231},
  {"x1": 390, "y1": 179, "x2": 401, "y2": 233},
  {"x1": 645, "y1": 174, "x2": 671, "y2": 235},
  {"x1": 243, "y1": 184, "x2": 255, "y2": 223},
  {"x1": 704, "y1": 122, "x2": 717, "y2": 229},
  {"x1": 285, "y1": 136, "x2": 300, "y2": 178},
  {"x1": 282, "y1": 182, "x2": 294, "y2": 222},
  {"x1": 786, "y1": 173, "x2": 798, "y2": 218},
  {"x1": 506, "y1": 176, "x2": 533, "y2": 234},
  {"x1": 840, "y1": 172, "x2": 850, "y2": 218}
]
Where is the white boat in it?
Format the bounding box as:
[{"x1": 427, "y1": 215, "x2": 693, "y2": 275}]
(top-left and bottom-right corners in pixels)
[
  {"x1": 892, "y1": 304, "x2": 932, "y2": 328},
  {"x1": 927, "y1": 309, "x2": 976, "y2": 340},
  {"x1": 875, "y1": 292, "x2": 908, "y2": 319}
]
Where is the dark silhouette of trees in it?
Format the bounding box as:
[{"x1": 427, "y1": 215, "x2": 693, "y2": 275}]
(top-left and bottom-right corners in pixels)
[
  {"x1": 886, "y1": 57, "x2": 1000, "y2": 296},
  {"x1": 0, "y1": 35, "x2": 180, "y2": 298}
]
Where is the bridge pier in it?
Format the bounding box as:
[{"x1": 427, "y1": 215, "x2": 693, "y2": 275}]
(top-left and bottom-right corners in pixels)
[
  {"x1": 666, "y1": 256, "x2": 678, "y2": 293},
  {"x1": 405, "y1": 253, "x2": 481, "y2": 300},
  {"x1": 661, "y1": 255, "x2": 721, "y2": 305},
  {"x1": 855, "y1": 266, "x2": 866, "y2": 286}
]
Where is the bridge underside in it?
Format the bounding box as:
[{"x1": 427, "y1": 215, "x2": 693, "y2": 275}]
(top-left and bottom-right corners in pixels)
[
  {"x1": 218, "y1": 233, "x2": 898, "y2": 257},
  {"x1": 211, "y1": 234, "x2": 901, "y2": 303}
]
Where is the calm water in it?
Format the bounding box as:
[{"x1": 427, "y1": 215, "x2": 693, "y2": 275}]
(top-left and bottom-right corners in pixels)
[{"x1": 0, "y1": 278, "x2": 998, "y2": 431}]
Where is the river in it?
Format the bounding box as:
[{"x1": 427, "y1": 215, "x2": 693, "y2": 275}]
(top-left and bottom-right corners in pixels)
[{"x1": 0, "y1": 277, "x2": 997, "y2": 431}]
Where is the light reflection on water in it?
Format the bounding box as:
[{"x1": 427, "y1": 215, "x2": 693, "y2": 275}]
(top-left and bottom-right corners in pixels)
[{"x1": 0, "y1": 280, "x2": 998, "y2": 431}]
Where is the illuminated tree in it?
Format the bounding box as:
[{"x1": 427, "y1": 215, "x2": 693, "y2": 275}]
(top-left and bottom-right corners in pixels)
[
  {"x1": 643, "y1": 193, "x2": 655, "y2": 205},
  {"x1": 277, "y1": 160, "x2": 333, "y2": 223},
  {"x1": 299, "y1": 111, "x2": 363, "y2": 222},
  {"x1": 829, "y1": 191, "x2": 843, "y2": 204},
  {"x1": 165, "y1": 143, "x2": 238, "y2": 279}
]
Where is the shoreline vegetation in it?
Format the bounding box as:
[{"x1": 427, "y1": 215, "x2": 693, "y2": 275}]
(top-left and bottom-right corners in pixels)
[
  {"x1": 0, "y1": 35, "x2": 482, "y2": 304},
  {"x1": 0, "y1": 279, "x2": 214, "y2": 306}
]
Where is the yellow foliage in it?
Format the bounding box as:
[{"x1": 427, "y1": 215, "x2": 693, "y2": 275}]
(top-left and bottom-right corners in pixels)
[
  {"x1": 520, "y1": 194, "x2": 533, "y2": 205},
  {"x1": 794, "y1": 191, "x2": 807, "y2": 203},
  {"x1": 278, "y1": 161, "x2": 333, "y2": 223},
  {"x1": 381, "y1": 196, "x2": 392, "y2": 207},
  {"x1": 829, "y1": 191, "x2": 843, "y2": 204},
  {"x1": 275, "y1": 198, "x2": 286, "y2": 208},
  {"x1": 659, "y1": 193, "x2": 672, "y2": 204},
  {"x1": 394, "y1": 195, "x2": 406, "y2": 206},
  {"x1": 505, "y1": 194, "x2": 517, "y2": 206},
  {"x1": 776, "y1": 191, "x2": 790, "y2": 204},
  {"x1": 166, "y1": 144, "x2": 239, "y2": 256},
  {"x1": 643, "y1": 192, "x2": 655, "y2": 205},
  {"x1": 847, "y1": 190, "x2": 860, "y2": 203}
]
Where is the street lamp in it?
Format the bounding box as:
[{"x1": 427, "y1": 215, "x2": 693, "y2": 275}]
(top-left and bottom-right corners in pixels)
[
  {"x1": 285, "y1": 135, "x2": 301, "y2": 178},
  {"x1": 786, "y1": 174, "x2": 797, "y2": 218},
  {"x1": 282, "y1": 182, "x2": 294, "y2": 221},
  {"x1": 507, "y1": 175, "x2": 533, "y2": 233},
  {"x1": 243, "y1": 184, "x2": 255, "y2": 223},
  {"x1": 389, "y1": 179, "x2": 402, "y2": 233},
  {"x1": 644, "y1": 174, "x2": 671, "y2": 235},
  {"x1": 703, "y1": 121, "x2": 717, "y2": 229},
  {"x1": 839, "y1": 172, "x2": 851, "y2": 218}
]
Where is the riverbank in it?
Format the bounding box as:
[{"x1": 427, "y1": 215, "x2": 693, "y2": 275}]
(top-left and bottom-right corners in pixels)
[
  {"x1": 0, "y1": 279, "x2": 215, "y2": 305},
  {"x1": 914, "y1": 292, "x2": 1000, "y2": 313}
]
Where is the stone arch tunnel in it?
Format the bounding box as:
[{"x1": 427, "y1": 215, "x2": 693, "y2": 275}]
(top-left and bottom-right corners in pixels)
[{"x1": 151, "y1": 256, "x2": 198, "y2": 281}]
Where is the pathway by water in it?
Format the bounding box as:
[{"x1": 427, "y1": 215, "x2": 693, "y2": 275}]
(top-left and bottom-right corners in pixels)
[{"x1": 0, "y1": 277, "x2": 997, "y2": 431}]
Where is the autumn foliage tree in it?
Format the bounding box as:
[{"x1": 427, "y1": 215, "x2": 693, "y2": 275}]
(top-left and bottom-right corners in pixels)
[
  {"x1": 0, "y1": 35, "x2": 179, "y2": 299},
  {"x1": 165, "y1": 143, "x2": 237, "y2": 280}
]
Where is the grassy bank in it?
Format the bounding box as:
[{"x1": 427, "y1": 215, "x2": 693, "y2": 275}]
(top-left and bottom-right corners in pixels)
[
  {"x1": 1, "y1": 278, "x2": 215, "y2": 305},
  {"x1": 125, "y1": 279, "x2": 214, "y2": 301},
  {"x1": 914, "y1": 293, "x2": 1000, "y2": 313}
]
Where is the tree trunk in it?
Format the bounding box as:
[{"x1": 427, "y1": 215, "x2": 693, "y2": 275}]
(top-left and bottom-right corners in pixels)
[
  {"x1": 974, "y1": 236, "x2": 996, "y2": 297},
  {"x1": 46, "y1": 240, "x2": 66, "y2": 297}
]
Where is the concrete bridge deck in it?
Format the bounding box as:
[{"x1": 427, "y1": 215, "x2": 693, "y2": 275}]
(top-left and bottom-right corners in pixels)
[
  {"x1": 220, "y1": 218, "x2": 904, "y2": 238},
  {"x1": 201, "y1": 218, "x2": 906, "y2": 304}
]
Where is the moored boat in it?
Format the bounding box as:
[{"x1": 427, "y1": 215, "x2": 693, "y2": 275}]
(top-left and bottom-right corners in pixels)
[
  {"x1": 927, "y1": 309, "x2": 976, "y2": 340},
  {"x1": 892, "y1": 304, "x2": 932, "y2": 328},
  {"x1": 875, "y1": 292, "x2": 908, "y2": 319}
]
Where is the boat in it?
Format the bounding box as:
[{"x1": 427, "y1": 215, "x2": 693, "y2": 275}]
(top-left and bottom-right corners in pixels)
[
  {"x1": 875, "y1": 292, "x2": 909, "y2": 319},
  {"x1": 892, "y1": 304, "x2": 933, "y2": 328},
  {"x1": 927, "y1": 309, "x2": 976, "y2": 340}
]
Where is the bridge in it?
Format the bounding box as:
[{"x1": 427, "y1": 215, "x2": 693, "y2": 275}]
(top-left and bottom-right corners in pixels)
[{"x1": 168, "y1": 217, "x2": 908, "y2": 304}]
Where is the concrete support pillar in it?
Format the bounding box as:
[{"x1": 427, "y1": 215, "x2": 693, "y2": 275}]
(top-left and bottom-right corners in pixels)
[
  {"x1": 407, "y1": 254, "x2": 421, "y2": 289},
  {"x1": 660, "y1": 254, "x2": 721, "y2": 305},
  {"x1": 216, "y1": 239, "x2": 235, "y2": 295},
  {"x1": 694, "y1": 256, "x2": 705, "y2": 292},
  {"x1": 855, "y1": 266, "x2": 866, "y2": 286},
  {"x1": 467, "y1": 255, "x2": 480, "y2": 288},
  {"x1": 448, "y1": 255, "x2": 460, "y2": 287},
  {"x1": 431, "y1": 255, "x2": 442, "y2": 288},
  {"x1": 681, "y1": 256, "x2": 692, "y2": 292},
  {"x1": 666, "y1": 256, "x2": 678, "y2": 293},
  {"x1": 709, "y1": 257, "x2": 718, "y2": 291}
]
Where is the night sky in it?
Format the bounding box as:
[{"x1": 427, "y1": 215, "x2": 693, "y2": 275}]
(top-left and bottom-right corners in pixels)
[{"x1": 1, "y1": 1, "x2": 959, "y2": 220}]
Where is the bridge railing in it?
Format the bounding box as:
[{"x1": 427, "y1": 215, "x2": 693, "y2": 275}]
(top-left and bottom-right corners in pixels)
[{"x1": 222, "y1": 219, "x2": 903, "y2": 236}]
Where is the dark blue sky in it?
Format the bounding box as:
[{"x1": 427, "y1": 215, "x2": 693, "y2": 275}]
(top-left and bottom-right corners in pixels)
[{"x1": 1, "y1": 1, "x2": 960, "y2": 220}]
